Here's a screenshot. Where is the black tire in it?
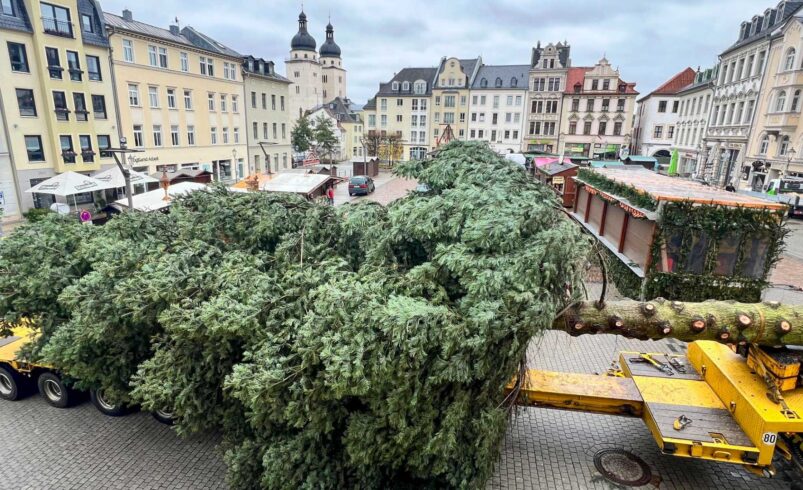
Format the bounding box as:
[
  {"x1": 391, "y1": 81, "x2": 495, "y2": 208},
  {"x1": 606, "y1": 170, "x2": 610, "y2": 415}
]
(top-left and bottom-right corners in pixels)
[
  {"x1": 90, "y1": 388, "x2": 128, "y2": 417},
  {"x1": 152, "y1": 409, "x2": 176, "y2": 426},
  {"x1": 0, "y1": 366, "x2": 21, "y2": 401},
  {"x1": 37, "y1": 372, "x2": 75, "y2": 408}
]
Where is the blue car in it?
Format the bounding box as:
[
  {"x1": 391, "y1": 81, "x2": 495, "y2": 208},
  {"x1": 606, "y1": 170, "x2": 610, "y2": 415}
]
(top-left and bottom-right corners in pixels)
[{"x1": 348, "y1": 176, "x2": 375, "y2": 196}]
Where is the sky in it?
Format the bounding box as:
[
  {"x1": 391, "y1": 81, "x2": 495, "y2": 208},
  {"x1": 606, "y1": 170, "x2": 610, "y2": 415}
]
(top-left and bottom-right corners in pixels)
[{"x1": 101, "y1": 0, "x2": 772, "y2": 104}]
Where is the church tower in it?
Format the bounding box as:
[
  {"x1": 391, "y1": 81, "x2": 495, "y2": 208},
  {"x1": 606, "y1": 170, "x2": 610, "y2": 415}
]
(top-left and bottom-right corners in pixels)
[
  {"x1": 286, "y1": 10, "x2": 322, "y2": 120},
  {"x1": 319, "y1": 20, "x2": 347, "y2": 101}
]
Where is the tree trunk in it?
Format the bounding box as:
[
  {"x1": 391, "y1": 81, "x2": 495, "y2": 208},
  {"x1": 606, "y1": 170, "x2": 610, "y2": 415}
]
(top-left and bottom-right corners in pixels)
[{"x1": 553, "y1": 299, "x2": 802, "y2": 346}]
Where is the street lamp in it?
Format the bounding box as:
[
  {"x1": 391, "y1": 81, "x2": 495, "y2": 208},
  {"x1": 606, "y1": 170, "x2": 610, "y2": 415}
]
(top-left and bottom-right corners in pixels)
[
  {"x1": 785, "y1": 147, "x2": 797, "y2": 177},
  {"x1": 232, "y1": 149, "x2": 238, "y2": 180}
]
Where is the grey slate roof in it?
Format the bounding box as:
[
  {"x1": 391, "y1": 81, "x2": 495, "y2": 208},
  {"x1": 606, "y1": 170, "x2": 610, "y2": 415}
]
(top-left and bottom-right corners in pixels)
[
  {"x1": 181, "y1": 26, "x2": 241, "y2": 58},
  {"x1": 530, "y1": 41, "x2": 571, "y2": 68},
  {"x1": 374, "y1": 67, "x2": 438, "y2": 96},
  {"x1": 242, "y1": 56, "x2": 291, "y2": 83},
  {"x1": 472, "y1": 65, "x2": 529, "y2": 90},
  {"x1": 721, "y1": 2, "x2": 803, "y2": 55},
  {"x1": 0, "y1": 0, "x2": 33, "y2": 33},
  {"x1": 310, "y1": 97, "x2": 362, "y2": 124},
  {"x1": 78, "y1": 0, "x2": 109, "y2": 47},
  {"x1": 363, "y1": 98, "x2": 376, "y2": 110}
]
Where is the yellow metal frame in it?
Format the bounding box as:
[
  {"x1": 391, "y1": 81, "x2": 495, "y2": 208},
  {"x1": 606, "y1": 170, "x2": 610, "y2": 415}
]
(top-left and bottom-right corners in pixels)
[{"x1": 0, "y1": 326, "x2": 39, "y2": 373}]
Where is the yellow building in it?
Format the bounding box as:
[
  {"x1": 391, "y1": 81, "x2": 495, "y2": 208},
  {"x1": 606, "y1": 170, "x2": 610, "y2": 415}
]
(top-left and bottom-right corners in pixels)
[
  {"x1": 104, "y1": 9, "x2": 246, "y2": 183},
  {"x1": 242, "y1": 56, "x2": 292, "y2": 174},
  {"x1": 431, "y1": 57, "x2": 480, "y2": 143},
  {"x1": 0, "y1": 0, "x2": 118, "y2": 215},
  {"x1": 745, "y1": 16, "x2": 803, "y2": 189}
]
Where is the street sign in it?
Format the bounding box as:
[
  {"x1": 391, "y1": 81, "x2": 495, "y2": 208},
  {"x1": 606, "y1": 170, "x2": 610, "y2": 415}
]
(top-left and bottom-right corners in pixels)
[{"x1": 79, "y1": 209, "x2": 92, "y2": 223}]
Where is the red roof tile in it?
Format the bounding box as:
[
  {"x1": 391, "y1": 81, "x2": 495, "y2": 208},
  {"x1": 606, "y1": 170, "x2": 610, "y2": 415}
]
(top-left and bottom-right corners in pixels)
[
  {"x1": 564, "y1": 67, "x2": 639, "y2": 95},
  {"x1": 642, "y1": 67, "x2": 696, "y2": 99}
]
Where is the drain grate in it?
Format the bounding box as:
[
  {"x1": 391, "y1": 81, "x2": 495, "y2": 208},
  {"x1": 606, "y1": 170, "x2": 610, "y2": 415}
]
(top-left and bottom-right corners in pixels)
[{"x1": 593, "y1": 448, "x2": 652, "y2": 487}]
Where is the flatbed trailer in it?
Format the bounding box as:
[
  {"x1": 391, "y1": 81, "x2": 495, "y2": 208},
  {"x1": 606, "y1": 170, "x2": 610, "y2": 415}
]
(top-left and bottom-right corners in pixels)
[{"x1": 510, "y1": 340, "x2": 803, "y2": 478}]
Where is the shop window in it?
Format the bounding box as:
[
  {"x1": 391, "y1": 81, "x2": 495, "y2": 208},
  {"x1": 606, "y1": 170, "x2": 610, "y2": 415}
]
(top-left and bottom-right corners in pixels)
[
  {"x1": 685, "y1": 231, "x2": 710, "y2": 275},
  {"x1": 714, "y1": 234, "x2": 741, "y2": 276},
  {"x1": 740, "y1": 236, "x2": 769, "y2": 278}
]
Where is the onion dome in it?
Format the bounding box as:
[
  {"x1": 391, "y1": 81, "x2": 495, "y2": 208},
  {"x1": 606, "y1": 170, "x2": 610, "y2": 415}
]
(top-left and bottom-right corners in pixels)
[
  {"x1": 319, "y1": 22, "x2": 341, "y2": 57},
  {"x1": 291, "y1": 10, "x2": 316, "y2": 51}
]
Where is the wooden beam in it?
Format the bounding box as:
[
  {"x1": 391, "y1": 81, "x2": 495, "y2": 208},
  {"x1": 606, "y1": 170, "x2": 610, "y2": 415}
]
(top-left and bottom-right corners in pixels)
[
  {"x1": 584, "y1": 192, "x2": 593, "y2": 223},
  {"x1": 599, "y1": 200, "x2": 609, "y2": 237},
  {"x1": 618, "y1": 213, "x2": 629, "y2": 253}
]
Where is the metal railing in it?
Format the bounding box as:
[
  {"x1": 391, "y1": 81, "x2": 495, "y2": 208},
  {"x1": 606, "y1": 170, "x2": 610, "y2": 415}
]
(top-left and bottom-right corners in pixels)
[{"x1": 42, "y1": 17, "x2": 73, "y2": 37}]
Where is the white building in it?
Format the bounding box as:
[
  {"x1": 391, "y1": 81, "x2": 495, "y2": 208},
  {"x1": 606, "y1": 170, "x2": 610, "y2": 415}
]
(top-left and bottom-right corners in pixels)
[
  {"x1": 0, "y1": 111, "x2": 21, "y2": 223},
  {"x1": 672, "y1": 68, "x2": 717, "y2": 176},
  {"x1": 306, "y1": 104, "x2": 347, "y2": 162},
  {"x1": 633, "y1": 68, "x2": 696, "y2": 160},
  {"x1": 468, "y1": 65, "x2": 528, "y2": 153}
]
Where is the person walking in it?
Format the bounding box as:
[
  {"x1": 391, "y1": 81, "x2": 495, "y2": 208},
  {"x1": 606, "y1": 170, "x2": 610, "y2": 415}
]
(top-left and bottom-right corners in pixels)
[{"x1": 327, "y1": 186, "x2": 335, "y2": 205}]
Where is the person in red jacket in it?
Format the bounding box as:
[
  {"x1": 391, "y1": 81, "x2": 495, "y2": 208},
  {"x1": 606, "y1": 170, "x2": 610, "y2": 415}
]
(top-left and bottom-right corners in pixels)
[{"x1": 327, "y1": 186, "x2": 335, "y2": 205}]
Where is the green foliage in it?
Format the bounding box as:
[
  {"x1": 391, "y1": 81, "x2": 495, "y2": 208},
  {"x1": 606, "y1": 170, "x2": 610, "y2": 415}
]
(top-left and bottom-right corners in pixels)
[
  {"x1": 291, "y1": 114, "x2": 314, "y2": 153},
  {"x1": 576, "y1": 168, "x2": 658, "y2": 211},
  {"x1": 22, "y1": 207, "x2": 53, "y2": 223},
  {"x1": 312, "y1": 114, "x2": 339, "y2": 162},
  {"x1": 0, "y1": 142, "x2": 589, "y2": 488}
]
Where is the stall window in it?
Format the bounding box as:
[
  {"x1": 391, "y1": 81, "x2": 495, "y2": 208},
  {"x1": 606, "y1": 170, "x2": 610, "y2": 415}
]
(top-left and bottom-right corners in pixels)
[
  {"x1": 658, "y1": 228, "x2": 683, "y2": 272},
  {"x1": 714, "y1": 234, "x2": 741, "y2": 276},
  {"x1": 685, "y1": 231, "x2": 710, "y2": 275},
  {"x1": 740, "y1": 236, "x2": 769, "y2": 278}
]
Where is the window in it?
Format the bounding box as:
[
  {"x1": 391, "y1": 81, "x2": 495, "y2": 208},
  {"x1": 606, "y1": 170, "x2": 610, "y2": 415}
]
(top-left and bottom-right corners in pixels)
[
  {"x1": 81, "y1": 13, "x2": 93, "y2": 33},
  {"x1": 613, "y1": 122, "x2": 622, "y2": 136},
  {"x1": 598, "y1": 121, "x2": 607, "y2": 135},
  {"x1": 571, "y1": 98, "x2": 580, "y2": 112},
  {"x1": 148, "y1": 86, "x2": 159, "y2": 108},
  {"x1": 187, "y1": 125, "x2": 195, "y2": 145},
  {"x1": 66, "y1": 51, "x2": 81, "y2": 81},
  {"x1": 414, "y1": 81, "x2": 426, "y2": 94},
  {"x1": 200, "y1": 56, "x2": 214, "y2": 76},
  {"x1": 272, "y1": 94, "x2": 276, "y2": 110},
  {"x1": 601, "y1": 99, "x2": 610, "y2": 112},
  {"x1": 591, "y1": 79, "x2": 599, "y2": 90},
  {"x1": 444, "y1": 95, "x2": 455, "y2": 108},
  {"x1": 460, "y1": 95, "x2": 467, "y2": 106},
  {"x1": 73, "y1": 93, "x2": 88, "y2": 121},
  {"x1": 653, "y1": 125, "x2": 663, "y2": 138},
  {"x1": 583, "y1": 121, "x2": 592, "y2": 135},
  {"x1": 150, "y1": 125, "x2": 161, "y2": 147},
  {"x1": 222, "y1": 127, "x2": 229, "y2": 144},
  {"x1": 617, "y1": 99, "x2": 626, "y2": 112},
  {"x1": 776, "y1": 90, "x2": 787, "y2": 112},
  {"x1": 380, "y1": 99, "x2": 387, "y2": 111},
  {"x1": 397, "y1": 98, "x2": 404, "y2": 107},
  {"x1": 568, "y1": 121, "x2": 577, "y2": 135},
  {"x1": 232, "y1": 96, "x2": 238, "y2": 113},
  {"x1": 443, "y1": 113, "x2": 453, "y2": 124},
  {"x1": 746, "y1": 55, "x2": 754, "y2": 78},
  {"x1": 667, "y1": 126, "x2": 675, "y2": 139},
  {"x1": 220, "y1": 94, "x2": 227, "y2": 112},
  {"x1": 392, "y1": 81, "x2": 400, "y2": 91},
  {"x1": 133, "y1": 125, "x2": 143, "y2": 147},
  {"x1": 532, "y1": 78, "x2": 545, "y2": 91},
  {"x1": 548, "y1": 77, "x2": 560, "y2": 91},
  {"x1": 121, "y1": 39, "x2": 134, "y2": 62},
  {"x1": 40, "y1": 2, "x2": 72, "y2": 37},
  {"x1": 60, "y1": 135, "x2": 75, "y2": 163},
  {"x1": 180, "y1": 52, "x2": 188, "y2": 72},
  {"x1": 158, "y1": 47, "x2": 168, "y2": 68},
  {"x1": 79, "y1": 135, "x2": 93, "y2": 162},
  {"x1": 86, "y1": 55, "x2": 101, "y2": 80},
  {"x1": 208, "y1": 93, "x2": 215, "y2": 111},
  {"x1": 253, "y1": 122, "x2": 258, "y2": 139},
  {"x1": 505, "y1": 112, "x2": 512, "y2": 123},
  {"x1": 45, "y1": 47, "x2": 61, "y2": 78},
  {"x1": 380, "y1": 115, "x2": 387, "y2": 127},
  {"x1": 272, "y1": 123, "x2": 277, "y2": 139},
  {"x1": 368, "y1": 114, "x2": 376, "y2": 127},
  {"x1": 506, "y1": 95, "x2": 514, "y2": 106},
  {"x1": 586, "y1": 99, "x2": 594, "y2": 112},
  {"x1": 792, "y1": 90, "x2": 801, "y2": 112},
  {"x1": 97, "y1": 135, "x2": 111, "y2": 158},
  {"x1": 7, "y1": 42, "x2": 28, "y2": 72},
  {"x1": 223, "y1": 62, "x2": 230, "y2": 80},
  {"x1": 148, "y1": 45, "x2": 158, "y2": 66},
  {"x1": 602, "y1": 79, "x2": 610, "y2": 91},
  {"x1": 165, "y1": 88, "x2": 176, "y2": 109},
  {"x1": 263, "y1": 123, "x2": 268, "y2": 139},
  {"x1": 281, "y1": 123, "x2": 286, "y2": 140},
  {"x1": 261, "y1": 93, "x2": 267, "y2": 110},
  {"x1": 779, "y1": 135, "x2": 790, "y2": 156},
  {"x1": 493, "y1": 95, "x2": 500, "y2": 108},
  {"x1": 658, "y1": 100, "x2": 667, "y2": 112},
  {"x1": 281, "y1": 96, "x2": 285, "y2": 111},
  {"x1": 16, "y1": 88, "x2": 36, "y2": 116},
  {"x1": 785, "y1": 48, "x2": 797, "y2": 71},
  {"x1": 491, "y1": 130, "x2": 497, "y2": 141},
  {"x1": 759, "y1": 135, "x2": 769, "y2": 155},
  {"x1": 234, "y1": 127, "x2": 240, "y2": 144},
  {"x1": 672, "y1": 100, "x2": 679, "y2": 113},
  {"x1": 1, "y1": 0, "x2": 15, "y2": 16},
  {"x1": 25, "y1": 135, "x2": 44, "y2": 161},
  {"x1": 179, "y1": 90, "x2": 191, "y2": 110},
  {"x1": 745, "y1": 100, "x2": 755, "y2": 123}
]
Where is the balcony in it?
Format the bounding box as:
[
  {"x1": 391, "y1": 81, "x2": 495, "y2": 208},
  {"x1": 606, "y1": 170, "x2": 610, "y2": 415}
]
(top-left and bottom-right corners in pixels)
[
  {"x1": 765, "y1": 112, "x2": 800, "y2": 132},
  {"x1": 42, "y1": 17, "x2": 73, "y2": 38}
]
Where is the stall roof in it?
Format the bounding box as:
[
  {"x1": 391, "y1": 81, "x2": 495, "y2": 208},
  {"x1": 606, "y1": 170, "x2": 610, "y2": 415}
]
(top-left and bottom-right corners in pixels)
[
  {"x1": 113, "y1": 182, "x2": 207, "y2": 212},
  {"x1": 538, "y1": 162, "x2": 578, "y2": 176},
  {"x1": 588, "y1": 168, "x2": 787, "y2": 210},
  {"x1": 590, "y1": 160, "x2": 624, "y2": 168},
  {"x1": 624, "y1": 156, "x2": 658, "y2": 164},
  {"x1": 258, "y1": 172, "x2": 337, "y2": 195}
]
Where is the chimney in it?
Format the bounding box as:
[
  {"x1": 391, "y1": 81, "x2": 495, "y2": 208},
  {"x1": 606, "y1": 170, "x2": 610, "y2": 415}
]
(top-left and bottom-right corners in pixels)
[
  {"x1": 122, "y1": 9, "x2": 133, "y2": 21},
  {"x1": 169, "y1": 25, "x2": 179, "y2": 35}
]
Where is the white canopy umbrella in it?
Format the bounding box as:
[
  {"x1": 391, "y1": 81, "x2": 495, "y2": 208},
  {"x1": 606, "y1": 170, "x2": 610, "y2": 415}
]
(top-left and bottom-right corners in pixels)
[
  {"x1": 93, "y1": 166, "x2": 159, "y2": 189},
  {"x1": 26, "y1": 171, "x2": 114, "y2": 210}
]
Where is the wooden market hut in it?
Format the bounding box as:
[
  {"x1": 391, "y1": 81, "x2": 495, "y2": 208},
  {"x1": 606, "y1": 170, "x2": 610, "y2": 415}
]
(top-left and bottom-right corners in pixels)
[
  {"x1": 536, "y1": 162, "x2": 578, "y2": 208},
  {"x1": 571, "y1": 167, "x2": 787, "y2": 302}
]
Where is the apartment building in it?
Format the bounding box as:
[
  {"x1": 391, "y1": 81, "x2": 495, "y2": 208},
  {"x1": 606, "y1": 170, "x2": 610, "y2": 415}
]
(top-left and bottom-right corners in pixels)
[
  {"x1": 431, "y1": 57, "x2": 481, "y2": 143},
  {"x1": 0, "y1": 0, "x2": 118, "y2": 214},
  {"x1": 525, "y1": 41, "x2": 571, "y2": 153},
  {"x1": 467, "y1": 65, "x2": 528, "y2": 153},
  {"x1": 242, "y1": 56, "x2": 292, "y2": 174},
  {"x1": 104, "y1": 9, "x2": 247, "y2": 183},
  {"x1": 672, "y1": 67, "x2": 716, "y2": 176}
]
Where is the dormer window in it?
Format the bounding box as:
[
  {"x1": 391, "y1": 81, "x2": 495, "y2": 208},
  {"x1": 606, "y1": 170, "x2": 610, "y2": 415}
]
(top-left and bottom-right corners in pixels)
[
  {"x1": 763, "y1": 10, "x2": 772, "y2": 30},
  {"x1": 618, "y1": 83, "x2": 627, "y2": 93},
  {"x1": 777, "y1": 2, "x2": 785, "y2": 21},
  {"x1": 402, "y1": 81, "x2": 410, "y2": 91},
  {"x1": 752, "y1": 16, "x2": 760, "y2": 35},
  {"x1": 511, "y1": 77, "x2": 518, "y2": 87},
  {"x1": 573, "y1": 82, "x2": 582, "y2": 93},
  {"x1": 495, "y1": 77, "x2": 503, "y2": 88},
  {"x1": 392, "y1": 81, "x2": 400, "y2": 91},
  {"x1": 480, "y1": 78, "x2": 488, "y2": 88},
  {"x1": 413, "y1": 80, "x2": 426, "y2": 95}
]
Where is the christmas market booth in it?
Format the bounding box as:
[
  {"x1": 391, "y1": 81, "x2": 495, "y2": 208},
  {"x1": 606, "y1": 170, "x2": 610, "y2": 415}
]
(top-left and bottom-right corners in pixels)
[
  {"x1": 535, "y1": 161, "x2": 578, "y2": 207},
  {"x1": 571, "y1": 167, "x2": 788, "y2": 302}
]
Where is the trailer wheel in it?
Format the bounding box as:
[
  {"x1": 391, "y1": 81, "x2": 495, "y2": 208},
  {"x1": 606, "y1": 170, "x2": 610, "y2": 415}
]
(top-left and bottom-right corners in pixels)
[
  {"x1": 152, "y1": 409, "x2": 176, "y2": 426},
  {"x1": 37, "y1": 372, "x2": 75, "y2": 408},
  {"x1": 90, "y1": 388, "x2": 128, "y2": 417},
  {"x1": 0, "y1": 367, "x2": 22, "y2": 401}
]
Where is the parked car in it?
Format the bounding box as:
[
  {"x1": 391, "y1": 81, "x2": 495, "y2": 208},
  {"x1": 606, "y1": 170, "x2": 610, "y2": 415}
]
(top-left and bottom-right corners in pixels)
[{"x1": 348, "y1": 176, "x2": 375, "y2": 196}]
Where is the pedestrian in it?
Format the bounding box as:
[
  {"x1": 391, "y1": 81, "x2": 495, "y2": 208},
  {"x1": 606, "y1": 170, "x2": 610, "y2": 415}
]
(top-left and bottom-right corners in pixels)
[
  {"x1": 725, "y1": 183, "x2": 736, "y2": 192},
  {"x1": 327, "y1": 185, "x2": 335, "y2": 205}
]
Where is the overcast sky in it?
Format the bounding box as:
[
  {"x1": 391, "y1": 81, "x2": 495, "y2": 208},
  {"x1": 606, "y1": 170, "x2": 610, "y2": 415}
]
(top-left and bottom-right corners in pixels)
[{"x1": 102, "y1": 0, "x2": 769, "y2": 104}]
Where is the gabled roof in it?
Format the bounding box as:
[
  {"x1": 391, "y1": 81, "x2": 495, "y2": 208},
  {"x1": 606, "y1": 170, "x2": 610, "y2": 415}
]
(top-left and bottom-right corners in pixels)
[
  {"x1": 641, "y1": 68, "x2": 696, "y2": 101},
  {"x1": 375, "y1": 67, "x2": 438, "y2": 96},
  {"x1": 472, "y1": 64, "x2": 529, "y2": 90},
  {"x1": 435, "y1": 57, "x2": 481, "y2": 89},
  {"x1": 564, "y1": 67, "x2": 638, "y2": 95},
  {"x1": 180, "y1": 26, "x2": 241, "y2": 58},
  {"x1": 312, "y1": 97, "x2": 362, "y2": 124},
  {"x1": 722, "y1": 2, "x2": 803, "y2": 55}
]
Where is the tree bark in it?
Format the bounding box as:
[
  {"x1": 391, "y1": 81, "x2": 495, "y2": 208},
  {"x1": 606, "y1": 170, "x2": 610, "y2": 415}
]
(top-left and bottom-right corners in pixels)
[{"x1": 553, "y1": 299, "x2": 802, "y2": 346}]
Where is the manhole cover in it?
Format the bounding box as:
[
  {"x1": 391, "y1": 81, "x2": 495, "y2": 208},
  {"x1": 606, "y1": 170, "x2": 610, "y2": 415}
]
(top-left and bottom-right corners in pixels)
[{"x1": 593, "y1": 448, "x2": 652, "y2": 487}]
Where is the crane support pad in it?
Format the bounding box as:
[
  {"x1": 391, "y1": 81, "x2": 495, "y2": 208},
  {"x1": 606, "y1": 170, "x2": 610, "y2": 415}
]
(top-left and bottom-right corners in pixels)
[{"x1": 512, "y1": 370, "x2": 643, "y2": 417}]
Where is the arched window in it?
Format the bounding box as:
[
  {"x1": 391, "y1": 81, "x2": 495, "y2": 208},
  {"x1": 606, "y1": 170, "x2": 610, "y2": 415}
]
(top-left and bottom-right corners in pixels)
[
  {"x1": 392, "y1": 81, "x2": 400, "y2": 91},
  {"x1": 779, "y1": 135, "x2": 790, "y2": 156},
  {"x1": 511, "y1": 77, "x2": 518, "y2": 87},
  {"x1": 759, "y1": 135, "x2": 769, "y2": 155},
  {"x1": 480, "y1": 78, "x2": 488, "y2": 88},
  {"x1": 785, "y1": 48, "x2": 796, "y2": 71},
  {"x1": 776, "y1": 90, "x2": 787, "y2": 112},
  {"x1": 793, "y1": 90, "x2": 801, "y2": 112},
  {"x1": 402, "y1": 81, "x2": 410, "y2": 91},
  {"x1": 495, "y1": 77, "x2": 503, "y2": 88},
  {"x1": 413, "y1": 80, "x2": 426, "y2": 95}
]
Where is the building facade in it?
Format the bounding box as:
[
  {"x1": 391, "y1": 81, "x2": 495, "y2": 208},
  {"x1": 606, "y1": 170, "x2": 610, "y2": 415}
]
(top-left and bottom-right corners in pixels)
[
  {"x1": 467, "y1": 65, "x2": 528, "y2": 153},
  {"x1": 431, "y1": 57, "x2": 481, "y2": 144},
  {"x1": 560, "y1": 57, "x2": 639, "y2": 159},
  {"x1": 524, "y1": 41, "x2": 571, "y2": 153},
  {"x1": 704, "y1": 2, "x2": 803, "y2": 187},
  {"x1": 285, "y1": 11, "x2": 347, "y2": 124},
  {"x1": 0, "y1": 98, "x2": 20, "y2": 223},
  {"x1": 0, "y1": 0, "x2": 118, "y2": 213},
  {"x1": 672, "y1": 68, "x2": 717, "y2": 176},
  {"x1": 104, "y1": 9, "x2": 247, "y2": 183},
  {"x1": 364, "y1": 67, "x2": 436, "y2": 161},
  {"x1": 633, "y1": 68, "x2": 696, "y2": 160},
  {"x1": 242, "y1": 56, "x2": 292, "y2": 174}
]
